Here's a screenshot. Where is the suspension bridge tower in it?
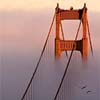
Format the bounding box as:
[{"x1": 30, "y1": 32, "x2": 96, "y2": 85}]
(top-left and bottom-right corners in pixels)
[
  {"x1": 55, "y1": 3, "x2": 88, "y2": 59},
  {"x1": 21, "y1": 3, "x2": 93, "y2": 100}
]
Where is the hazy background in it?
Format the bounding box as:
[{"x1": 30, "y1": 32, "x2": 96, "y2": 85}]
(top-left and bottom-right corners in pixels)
[{"x1": 0, "y1": 0, "x2": 100, "y2": 100}]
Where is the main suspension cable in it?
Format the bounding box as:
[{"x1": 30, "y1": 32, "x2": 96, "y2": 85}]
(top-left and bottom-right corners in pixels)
[
  {"x1": 54, "y1": 19, "x2": 82, "y2": 100},
  {"x1": 87, "y1": 19, "x2": 93, "y2": 55},
  {"x1": 21, "y1": 12, "x2": 56, "y2": 100},
  {"x1": 60, "y1": 21, "x2": 68, "y2": 57}
]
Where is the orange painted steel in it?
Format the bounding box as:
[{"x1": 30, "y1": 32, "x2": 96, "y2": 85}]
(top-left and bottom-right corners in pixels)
[{"x1": 55, "y1": 3, "x2": 88, "y2": 59}]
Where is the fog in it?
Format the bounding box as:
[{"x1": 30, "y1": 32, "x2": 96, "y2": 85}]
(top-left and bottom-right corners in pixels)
[{"x1": 0, "y1": 10, "x2": 100, "y2": 100}]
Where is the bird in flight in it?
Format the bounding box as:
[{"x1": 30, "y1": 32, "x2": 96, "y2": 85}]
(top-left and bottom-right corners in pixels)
[
  {"x1": 86, "y1": 90, "x2": 92, "y2": 94},
  {"x1": 81, "y1": 85, "x2": 87, "y2": 89}
]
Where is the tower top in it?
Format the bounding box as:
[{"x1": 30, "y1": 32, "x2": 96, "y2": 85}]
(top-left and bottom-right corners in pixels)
[{"x1": 56, "y1": 3, "x2": 87, "y2": 11}]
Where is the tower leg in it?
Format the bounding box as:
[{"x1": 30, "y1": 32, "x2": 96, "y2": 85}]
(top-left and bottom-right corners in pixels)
[
  {"x1": 82, "y1": 38, "x2": 88, "y2": 59},
  {"x1": 55, "y1": 39, "x2": 61, "y2": 58}
]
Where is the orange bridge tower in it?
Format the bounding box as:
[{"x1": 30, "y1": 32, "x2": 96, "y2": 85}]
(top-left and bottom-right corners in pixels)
[{"x1": 55, "y1": 3, "x2": 88, "y2": 59}]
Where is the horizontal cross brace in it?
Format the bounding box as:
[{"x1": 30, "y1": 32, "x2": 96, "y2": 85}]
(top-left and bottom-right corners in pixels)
[
  {"x1": 60, "y1": 9, "x2": 83, "y2": 20},
  {"x1": 60, "y1": 39, "x2": 82, "y2": 51}
]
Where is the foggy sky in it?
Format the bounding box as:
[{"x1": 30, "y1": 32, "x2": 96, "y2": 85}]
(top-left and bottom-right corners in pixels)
[{"x1": 0, "y1": 10, "x2": 100, "y2": 100}]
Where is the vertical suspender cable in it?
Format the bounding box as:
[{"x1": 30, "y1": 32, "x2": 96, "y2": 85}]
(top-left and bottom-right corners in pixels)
[{"x1": 21, "y1": 12, "x2": 56, "y2": 100}]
